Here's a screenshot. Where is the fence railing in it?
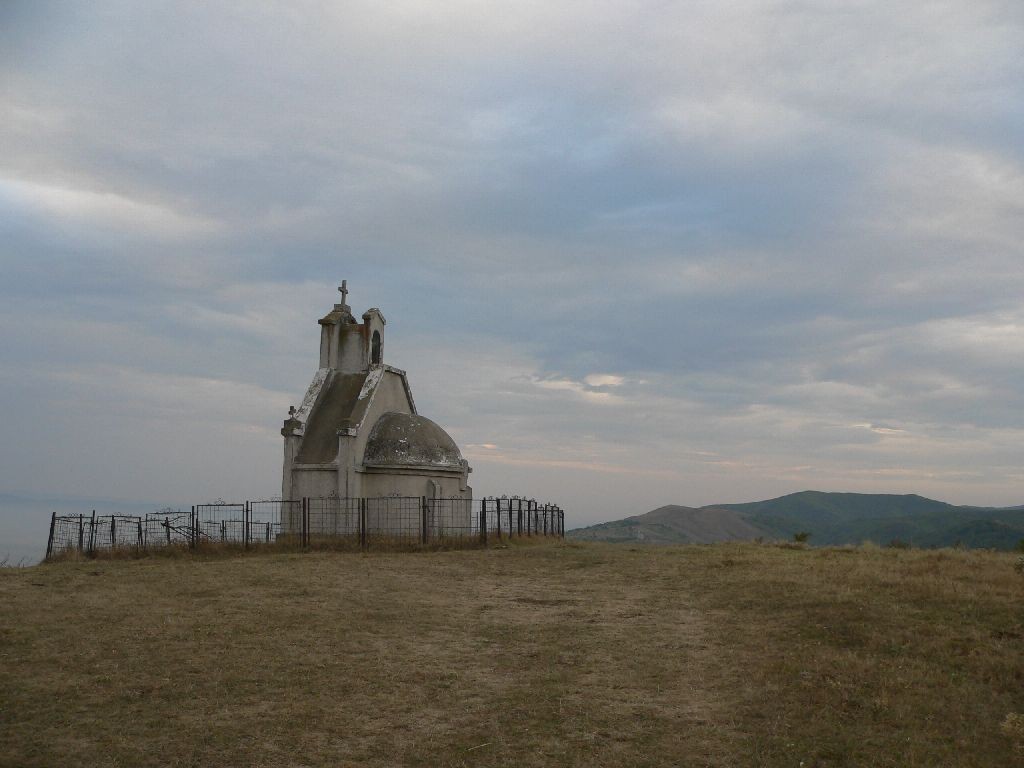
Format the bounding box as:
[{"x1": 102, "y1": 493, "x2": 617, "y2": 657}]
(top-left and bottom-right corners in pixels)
[
  {"x1": 478, "y1": 497, "x2": 565, "y2": 541},
  {"x1": 45, "y1": 496, "x2": 565, "y2": 558}
]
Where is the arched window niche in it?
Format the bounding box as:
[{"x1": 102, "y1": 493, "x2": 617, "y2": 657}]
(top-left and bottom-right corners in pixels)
[{"x1": 371, "y1": 330, "x2": 382, "y2": 365}]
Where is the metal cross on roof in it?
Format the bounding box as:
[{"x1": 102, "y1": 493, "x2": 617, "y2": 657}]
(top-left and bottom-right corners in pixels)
[{"x1": 338, "y1": 280, "x2": 349, "y2": 305}]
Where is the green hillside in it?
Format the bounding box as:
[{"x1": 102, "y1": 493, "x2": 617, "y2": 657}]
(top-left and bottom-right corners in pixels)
[
  {"x1": 722, "y1": 490, "x2": 957, "y2": 522},
  {"x1": 568, "y1": 504, "x2": 770, "y2": 544},
  {"x1": 570, "y1": 491, "x2": 1024, "y2": 549}
]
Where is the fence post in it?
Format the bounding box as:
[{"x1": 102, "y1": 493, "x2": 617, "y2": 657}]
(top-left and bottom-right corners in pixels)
[
  {"x1": 78, "y1": 514, "x2": 84, "y2": 552},
  {"x1": 359, "y1": 498, "x2": 367, "y2": 551},
  {"x1": 496, "y1": 499, "x2": 502, "y2": 540},
  {"x1": 45, "y1": 512, "x2": 56, "y2": 559},
  {"x1": 301, "y1": 497, "x2": 309, "y2": 548},
  {"x1": 137, "y1": 518, "x2": 144, "y2": 550},
  {"x1": 244, "y1": 501, "x2": 250, "y2": 550},
  {"x1": 517, "y1": 499, "x2": 523, "y2": 536},
  {"x1": 165, "y1": 516, "x2": 171, "y2": 545},
  {"x1": 479, "y1": 499, "x2": 487, "y2": 544},
  {"x1": 421, "y1": 496, "x2": 428, "y2": 545},
  {"x1": 190, "y1": 506, "x2": 196, "y2": 550},
  {"x1": 110, "y1": 515, "x2": 116, "y2": 548},
  {"x1": 88, "y1": 510, "x2": 96, "y2": 556}
]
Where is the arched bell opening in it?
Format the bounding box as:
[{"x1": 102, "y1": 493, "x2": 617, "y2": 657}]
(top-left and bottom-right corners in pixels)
[{"x1": 371, "y1": 330, "x2": 382, "y2": 365}]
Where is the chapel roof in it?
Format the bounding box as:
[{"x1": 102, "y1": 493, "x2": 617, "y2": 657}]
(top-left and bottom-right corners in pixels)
[
  {"x1": 294, "y1": 372, "x2": 368, "y2": 463},
  {"x1": 318, "y1": 305, "x2": 356, "y2": 326},
  {"x1": 363, "y1": 412, "x2": 464, "y2": 470}
]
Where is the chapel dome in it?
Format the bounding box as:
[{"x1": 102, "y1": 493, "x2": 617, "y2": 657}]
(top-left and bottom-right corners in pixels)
[{"x1": 363, "y1": 412, "x2": 464, "y2": 469}]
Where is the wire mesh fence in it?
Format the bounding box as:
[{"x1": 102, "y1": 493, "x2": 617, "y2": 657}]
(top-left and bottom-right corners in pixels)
[
  {"x1": 47, "y1": 511, "x2": 194, "y2": 554},
  {"x1": 194, "y1": 503, "x2": 246, "y2": 545},
  {"x1": 45, "y1": 496, "x2": 564, "y2": 558}
]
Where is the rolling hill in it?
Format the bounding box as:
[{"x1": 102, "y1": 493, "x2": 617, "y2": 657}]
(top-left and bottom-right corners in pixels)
[
  {"x1": 568, "y1": 504, "x2": 772, "y2": 544},
  {"x1": 568, "y1": 491, "x2": 1024, "y2": 549}
]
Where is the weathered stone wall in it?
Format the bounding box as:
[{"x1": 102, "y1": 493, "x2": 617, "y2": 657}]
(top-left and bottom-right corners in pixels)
[
  {"x1": 337, "y1": 324, "x2": 368, "y2": 373},
  {"x1": 360, "y1": 471, "x2": 467, "y2": 500},
  {"x1": 289, "y1": 465, "x2": 338, "y2": 501}
]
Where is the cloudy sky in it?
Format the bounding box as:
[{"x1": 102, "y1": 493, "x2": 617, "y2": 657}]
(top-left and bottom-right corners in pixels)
[{"x1": 2, "y1": 1, "x2": 1023, "y2": 559}]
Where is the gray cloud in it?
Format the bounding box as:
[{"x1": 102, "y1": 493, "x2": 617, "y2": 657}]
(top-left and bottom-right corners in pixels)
[{"x1": 1, "y1": 1, "x2": 1023, "y2": 560}]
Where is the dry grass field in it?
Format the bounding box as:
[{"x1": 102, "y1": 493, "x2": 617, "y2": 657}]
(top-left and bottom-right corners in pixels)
[{"x1": 2, "y1": 540, "x2": 1023, "y2": 767}]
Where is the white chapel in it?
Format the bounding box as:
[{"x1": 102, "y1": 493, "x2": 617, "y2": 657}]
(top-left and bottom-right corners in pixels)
[{"x1": 280, "y1": 283, "x2": 472, "y2": 503}]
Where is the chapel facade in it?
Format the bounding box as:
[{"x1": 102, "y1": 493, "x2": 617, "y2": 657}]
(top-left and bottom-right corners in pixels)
[{"x1": 280, "y1": 283, "x2": 472, "y2": 505}]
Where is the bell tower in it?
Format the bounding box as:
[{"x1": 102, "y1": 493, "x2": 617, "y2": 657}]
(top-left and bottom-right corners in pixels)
[{"x1": 315, "y1": 281, "x2": 385, "y2": 372}]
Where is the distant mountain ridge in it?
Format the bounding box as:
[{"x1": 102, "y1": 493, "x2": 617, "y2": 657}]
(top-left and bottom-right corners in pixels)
[{"x1": 568, "y1": 491, "x2": 1024, "y2": 550}]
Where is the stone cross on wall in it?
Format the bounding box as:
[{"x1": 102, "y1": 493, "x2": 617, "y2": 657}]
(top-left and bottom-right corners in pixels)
[{"x1": 338, "y1": 281, "x2": 348, "y2": 306}]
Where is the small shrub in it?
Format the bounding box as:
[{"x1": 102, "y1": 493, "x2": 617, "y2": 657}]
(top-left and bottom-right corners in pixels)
[
  {"x1": 793, "y1": 532, "x2": 811, "y2": 544},
  {"x1": 887, "y1": 539, "x2": 911, "y2": 550},
  {"x1": 1016, "y1": 539, "x2": 1024, "y2": 554},
  {"x1": 1014, "y1": 556, "x2": 1024, "y2": 576}
]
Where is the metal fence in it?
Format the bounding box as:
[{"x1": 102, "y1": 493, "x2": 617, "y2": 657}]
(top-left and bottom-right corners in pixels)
[
  {"x1": 479, "y1": 497, "x2": 564, "y2": 539},
  {"x1": 45, "y1": 496, "x2": 565, "y2": 558}
]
